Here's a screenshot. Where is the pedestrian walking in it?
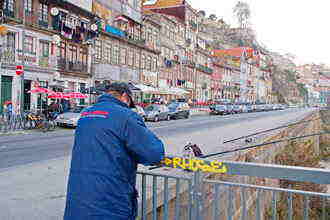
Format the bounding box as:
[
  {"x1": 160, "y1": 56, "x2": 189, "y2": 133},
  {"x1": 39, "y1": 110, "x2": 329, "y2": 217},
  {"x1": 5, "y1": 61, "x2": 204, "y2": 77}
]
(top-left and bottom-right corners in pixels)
[
  {"x1": 64, "y1": 82, "x2": 165, "y2": 220},
  {"x1": 6, "y1": 101, "x2": 13, "y2": 121}
]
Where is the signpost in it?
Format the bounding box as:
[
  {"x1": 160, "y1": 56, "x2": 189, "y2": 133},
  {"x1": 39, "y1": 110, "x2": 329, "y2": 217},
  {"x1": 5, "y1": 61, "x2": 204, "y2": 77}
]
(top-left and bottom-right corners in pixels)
[{"x1": 16, "y1": 65, "x2": 24, "y2": 76}]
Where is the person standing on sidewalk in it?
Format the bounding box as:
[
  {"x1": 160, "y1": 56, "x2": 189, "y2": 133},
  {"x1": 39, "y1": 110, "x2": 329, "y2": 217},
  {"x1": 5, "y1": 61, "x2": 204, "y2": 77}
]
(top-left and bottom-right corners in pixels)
[{"x1": 64, "y1": 82, "x2": 165, "y2": 220}]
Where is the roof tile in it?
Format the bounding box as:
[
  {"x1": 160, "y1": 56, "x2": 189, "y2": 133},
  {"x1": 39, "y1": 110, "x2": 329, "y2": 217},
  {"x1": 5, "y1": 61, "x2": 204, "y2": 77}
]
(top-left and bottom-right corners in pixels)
[{"x1": 143, "y1": 0, "x2": 184, "y2": 9}]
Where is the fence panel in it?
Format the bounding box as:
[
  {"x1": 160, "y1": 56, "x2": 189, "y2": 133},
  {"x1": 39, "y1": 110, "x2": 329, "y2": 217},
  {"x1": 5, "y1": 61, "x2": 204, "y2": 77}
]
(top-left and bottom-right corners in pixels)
[{"x1": 137, "y1": 160, "x2": 330, "y2": 220}]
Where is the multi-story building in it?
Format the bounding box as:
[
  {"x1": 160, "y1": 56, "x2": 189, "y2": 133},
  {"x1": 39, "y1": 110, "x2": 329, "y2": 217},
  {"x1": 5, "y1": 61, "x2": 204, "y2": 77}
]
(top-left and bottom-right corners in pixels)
[{"x1": 0, "y1": 0, "x2": 100, "y2": 112}]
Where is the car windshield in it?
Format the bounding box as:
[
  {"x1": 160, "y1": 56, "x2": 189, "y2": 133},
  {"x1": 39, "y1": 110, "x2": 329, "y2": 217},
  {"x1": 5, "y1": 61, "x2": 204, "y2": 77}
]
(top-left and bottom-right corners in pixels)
[
  {"x1": 145, "y1": 105, "x2": 160, "y2": 111},
  {"x1": 168, "y1": 103, "x2": 179, "y2": 110},
  {"x1": 216, "y1": 105, "x2": 226, "y2": 109}
]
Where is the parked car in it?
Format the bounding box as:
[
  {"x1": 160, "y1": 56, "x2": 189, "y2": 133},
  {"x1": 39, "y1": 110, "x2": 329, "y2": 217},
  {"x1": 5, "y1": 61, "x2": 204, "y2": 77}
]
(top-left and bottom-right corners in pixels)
[
  {"x1": 254, "y1": 105, "x2": 263, "y2": 112},
  {"x1": 226, "y1": 104, "x2": 235, "y2": 114},
  {"x1": 144, "y1": 104, "x2": 171, "y2": 122},
  {"x1": 132, "y1": 106, "x2": 146, "y2": 120},
  {"x1": 168, "y1": 102, "x2": 190, "y2": 119},
  {"x1": 55, "y1": 106, "x2": 87, "y2": 128},
  {"x1": 251, "y1": 104, "x2": 258, "y2": 112},
  {"x1": 233, "y1": 105, "x2": 242, "y2": 114},
  {"x1": 242, "y1": 105, "x2": 252, "y2": 113},
  {"x1": 263, "y1": 104, "x2": 273, "y2": 112},
  {"x1": 210, "y1": 104, "x2": 228, "y2": 115}
]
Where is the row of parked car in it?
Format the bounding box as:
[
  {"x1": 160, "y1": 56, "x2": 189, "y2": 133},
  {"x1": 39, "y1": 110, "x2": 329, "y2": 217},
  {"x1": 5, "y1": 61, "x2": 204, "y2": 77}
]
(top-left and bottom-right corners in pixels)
[
  {"x1": 209, "y1": 103, "x2": 287, "y2": 115},
  {"x1": 55, "y1": 101, "x2": 289, "y2": 127},
  {"x1": 134, "y1": 102, "x2": 190, "y2": 122}
]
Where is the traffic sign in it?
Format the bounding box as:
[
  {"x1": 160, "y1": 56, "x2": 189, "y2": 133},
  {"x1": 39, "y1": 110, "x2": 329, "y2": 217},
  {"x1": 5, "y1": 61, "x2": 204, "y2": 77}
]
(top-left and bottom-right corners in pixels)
[{"x1": 16, "y1": 65, "x2": 24, "y2": 76}]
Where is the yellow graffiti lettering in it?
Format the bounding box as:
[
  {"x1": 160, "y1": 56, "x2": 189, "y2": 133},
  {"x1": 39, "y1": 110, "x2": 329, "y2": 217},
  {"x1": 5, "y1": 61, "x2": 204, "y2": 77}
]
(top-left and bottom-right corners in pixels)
[
  {"x1": 181, "y1": 158, "x2": 192, "y2": 170},
  {"x1": 190, "y1": 159, "x2": 199, "y2": 171},
  {"x1": 172, "y1": 157, "x2": 182, "y2": 169},
  {"x1": 161, "y1": 157, "x2": 228, "y2": 174},
  {"x1": 163, "y1": 158, "x2": 173, "y2": 166}
]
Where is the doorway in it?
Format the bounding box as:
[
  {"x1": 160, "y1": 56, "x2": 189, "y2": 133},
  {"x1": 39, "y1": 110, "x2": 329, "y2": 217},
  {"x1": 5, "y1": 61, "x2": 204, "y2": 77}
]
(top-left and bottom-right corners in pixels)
[
  {"x1": 1, "y1": 76, "x2": 13, "y2": 113},
  {"x1": 24, "y1": 80, "x2": 31, "y2": 111}
]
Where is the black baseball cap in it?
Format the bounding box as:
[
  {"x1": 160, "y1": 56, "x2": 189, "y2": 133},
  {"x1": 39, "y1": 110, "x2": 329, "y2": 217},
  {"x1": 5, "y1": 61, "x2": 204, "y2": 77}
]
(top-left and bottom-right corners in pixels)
[{"x1": 105, "y1": 82, "x2": 136, "y2": 108}]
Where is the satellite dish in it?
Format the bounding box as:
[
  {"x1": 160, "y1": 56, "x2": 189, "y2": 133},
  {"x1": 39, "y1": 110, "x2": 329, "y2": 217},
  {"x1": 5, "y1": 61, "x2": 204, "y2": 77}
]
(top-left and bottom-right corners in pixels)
[
  {"x1": 91, "y1": 24, "x2": 98, "y2": 31},
  {"x1": 50, "y1": 7, "x2": 59, "y2": 16}
]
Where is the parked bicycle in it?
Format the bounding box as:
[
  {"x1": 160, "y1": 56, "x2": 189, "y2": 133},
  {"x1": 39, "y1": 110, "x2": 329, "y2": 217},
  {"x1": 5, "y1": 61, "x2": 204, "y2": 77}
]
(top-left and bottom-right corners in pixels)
[{"x1": 25, "y1": 111, "x2": 57, "y2": 132}]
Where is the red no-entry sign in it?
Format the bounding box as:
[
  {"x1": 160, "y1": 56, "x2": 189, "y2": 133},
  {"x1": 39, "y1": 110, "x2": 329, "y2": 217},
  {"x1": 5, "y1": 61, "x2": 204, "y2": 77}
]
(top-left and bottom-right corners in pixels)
[{"x1": 16, "y1": 65, "x2": 24, "y2": 76}]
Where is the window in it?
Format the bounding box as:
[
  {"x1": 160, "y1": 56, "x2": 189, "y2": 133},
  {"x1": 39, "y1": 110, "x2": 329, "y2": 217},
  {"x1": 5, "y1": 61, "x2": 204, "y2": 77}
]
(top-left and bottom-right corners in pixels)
[
  {"x1": 135, "y1": 50, "x2": 140, "y2": 68},
  {"x1": 6, "y1": 32, "x2": 15, "y2": 50},
  {"x1": 153, "y1": 57, "x2": 157, "y2": 71},
  {"x1": 141, "y1": 54, "x2": 146, "y2": 69},
  {"x1": 68, "y1": 44, "x2": 77, "y2": 62},
  {"x1": 24, "y1": 36, "x2": 34, "y2": 54},
  {"x1": 3, "y1": 0, "x2": 15, "y2": 13},
  {"x1": 79, "y1": 83, "x2": 86, "y2": 105},
  {"x1": 112, "y1": 45, "x2": 119, "y2": 64},
  {"x1": 39, "y1": 41, "x2": 49, "y2": 57},
  {"x1": 25, "y1": 0, "x2": 32, "y2": 13},
  {"x1": 128, "y1": 49, "x2": 134, "y2": 66},
  {"x1": 133, "y1": 0, "x2": 138, "y2": 9},
  {"x1": 60, "y1": 42, "x2": 66, "y2": 59},
  {"x1": 39, "y1": 3, "x2": 48, "y2": 23},
  {"x1": 147, "y1": 56, "x2": 151, "y2": 71},
  {"x1": 79, "y1": 47, "x2": 87, "y2": 65},
  {"x1": 120, "y1": 47, "x2": 127, "y2": 65},
  {"x1": 104, "y1": 44, "x2": 111, "y2": 64},
  {"x1": 95, "y1": 40, "x2": 102, "y2": 60}
]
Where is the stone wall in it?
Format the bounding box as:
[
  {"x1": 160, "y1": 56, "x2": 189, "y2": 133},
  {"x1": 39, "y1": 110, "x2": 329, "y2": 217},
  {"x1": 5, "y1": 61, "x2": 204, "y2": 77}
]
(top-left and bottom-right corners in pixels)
[{"x1": 142, "y1": 111, "x2": 322, "y2": 219}]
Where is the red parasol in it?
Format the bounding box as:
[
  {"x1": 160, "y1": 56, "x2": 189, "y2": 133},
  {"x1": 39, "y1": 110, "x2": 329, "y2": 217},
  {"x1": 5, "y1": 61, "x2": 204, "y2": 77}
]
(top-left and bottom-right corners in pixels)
[
  {"x1": 4, "y1": 100, "x2": 12, "y2": 105},
  {"x1": 28, "y1": 87, "x2": 52, "y2": 94},
  {"x1": 48, "y1": 92, "x2": 70, "y2": 99},
  {"x1": 65, "y1": 92, "x2": 87, "y2": 99}
]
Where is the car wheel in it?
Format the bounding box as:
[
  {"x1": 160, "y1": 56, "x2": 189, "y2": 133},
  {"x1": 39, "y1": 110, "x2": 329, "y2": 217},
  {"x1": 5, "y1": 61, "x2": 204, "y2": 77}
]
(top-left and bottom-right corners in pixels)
[
  {"x1": 154, "y1": 116, "x2": 159, "y2": 122},
  {"x1": 167, "y1": 115, "x2": 171, "y2": 121},
  {"x1": 185, "y1": 113, "x2": 189, "y2": 119}
]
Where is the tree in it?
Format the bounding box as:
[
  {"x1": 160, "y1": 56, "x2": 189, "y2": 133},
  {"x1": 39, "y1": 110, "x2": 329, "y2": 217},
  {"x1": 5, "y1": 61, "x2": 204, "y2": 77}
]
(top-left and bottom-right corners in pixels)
[
  {"x1": 233, "y1": 1, "x2": 251, "y2": 29},
  {"x1": 208, "y1": 14, "x2": 217, "y2": 21},
  {"x1": 198, "y1": 10, "x2": 206, "y2": 17}
]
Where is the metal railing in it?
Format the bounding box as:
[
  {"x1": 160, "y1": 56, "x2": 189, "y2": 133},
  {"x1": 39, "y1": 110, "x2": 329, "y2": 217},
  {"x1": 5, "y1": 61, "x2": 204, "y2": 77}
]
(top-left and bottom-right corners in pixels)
[{"x1": 136, "y1": 160, "x2": 330, "y2": 220}]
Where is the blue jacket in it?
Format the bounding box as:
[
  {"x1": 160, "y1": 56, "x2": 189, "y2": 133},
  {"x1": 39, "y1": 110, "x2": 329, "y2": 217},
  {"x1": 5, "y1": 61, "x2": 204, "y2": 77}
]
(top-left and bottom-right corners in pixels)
[{"x1": 64, "y1": 94, "x2": 165, "y2": 220}]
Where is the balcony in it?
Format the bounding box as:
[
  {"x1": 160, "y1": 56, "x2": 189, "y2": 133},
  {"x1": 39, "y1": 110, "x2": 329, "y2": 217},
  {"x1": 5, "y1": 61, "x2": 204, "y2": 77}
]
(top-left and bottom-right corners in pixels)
[
  {"x1": 68, "y1": 61, "x2": 88, "y2": 72},
  {"x1": 126, "y1": 34, "x2": 146, "y2": 46},
  {"x1": 0, "y1": 48, "x2": 15, "y2": 64},
  {"x1": 38, "y1": 20, "x2": 49, "y2": 29},
  {"x1": 38, "y1": 56, "x2": 50, "y2": 68},
  {"x1": 196, "y1": 64, "x2": 214, "y2": 74},
  {"x1": 182, "y1": 60, "x2": 196, "y2": 68},
  {"x1": 58, "y1": 59, "x2": 88, "y2": 73}
]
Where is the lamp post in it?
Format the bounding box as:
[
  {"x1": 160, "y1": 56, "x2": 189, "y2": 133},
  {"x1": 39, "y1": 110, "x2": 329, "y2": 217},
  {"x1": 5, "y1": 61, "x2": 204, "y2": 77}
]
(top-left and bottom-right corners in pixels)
[
  {"x1": 89, "y1": 41, "x2": 96, "y2": 106},
  {"x1": 13, "y1": 10, "x2": 26, "y2": 114}
]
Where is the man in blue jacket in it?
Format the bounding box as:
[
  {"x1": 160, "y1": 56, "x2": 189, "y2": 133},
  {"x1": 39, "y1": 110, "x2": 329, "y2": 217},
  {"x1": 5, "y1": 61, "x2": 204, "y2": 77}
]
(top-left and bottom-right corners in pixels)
[{"x1": 64, "y1": 82, "x2": 165, "y2": 220}]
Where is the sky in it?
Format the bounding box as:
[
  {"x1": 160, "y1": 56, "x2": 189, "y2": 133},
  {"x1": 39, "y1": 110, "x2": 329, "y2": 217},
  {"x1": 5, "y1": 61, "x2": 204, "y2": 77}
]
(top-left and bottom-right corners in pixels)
[{"x1": 190, "y1": 0, "x2": 329, "y2": 65}]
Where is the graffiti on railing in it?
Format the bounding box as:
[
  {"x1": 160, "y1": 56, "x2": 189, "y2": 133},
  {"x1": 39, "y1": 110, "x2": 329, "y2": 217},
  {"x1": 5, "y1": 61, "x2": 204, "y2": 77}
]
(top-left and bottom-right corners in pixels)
[{"x1": 161, "y1": 156, "x2": 228, "y2": 173}]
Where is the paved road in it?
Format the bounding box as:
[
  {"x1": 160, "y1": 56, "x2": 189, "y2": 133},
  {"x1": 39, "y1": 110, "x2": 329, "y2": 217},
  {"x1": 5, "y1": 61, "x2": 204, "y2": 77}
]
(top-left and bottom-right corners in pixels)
[
  {"x1": 0, "y1": 108, "x2": 314, "y2": 169},
  {"x1": 0, "y1": 108, "x2": 316, "y2": 220}
]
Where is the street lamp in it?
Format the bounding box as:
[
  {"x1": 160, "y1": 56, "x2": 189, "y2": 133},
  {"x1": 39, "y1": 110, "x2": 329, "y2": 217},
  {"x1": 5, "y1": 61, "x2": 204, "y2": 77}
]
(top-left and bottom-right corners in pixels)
[{"x1": 12, "y1": 21, "x2": 26, "y2": 114}]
